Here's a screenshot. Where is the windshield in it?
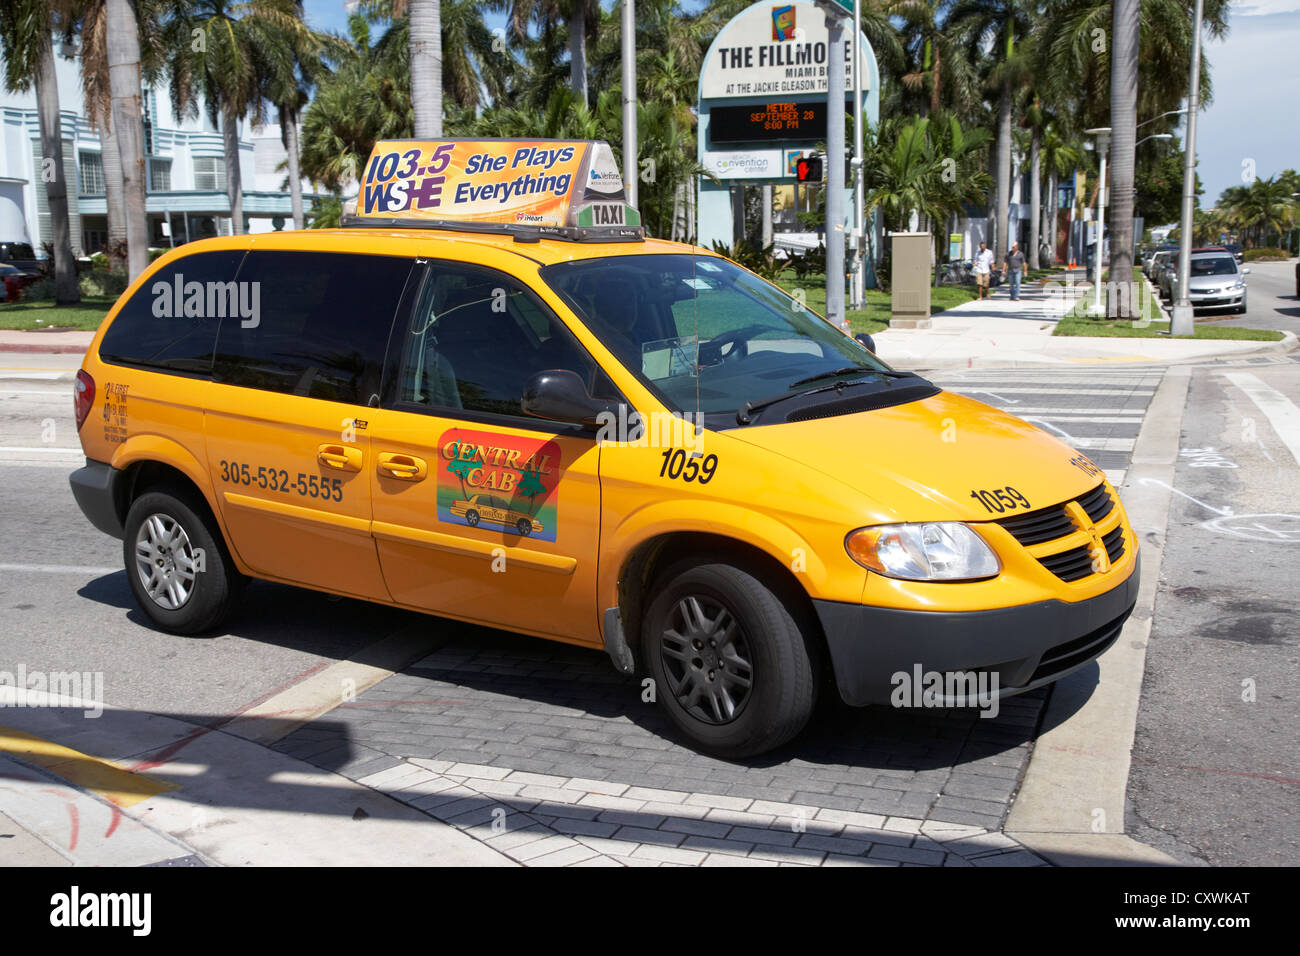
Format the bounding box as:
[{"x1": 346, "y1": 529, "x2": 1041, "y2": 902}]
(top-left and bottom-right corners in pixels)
[
  {"x1": 0, "y1": 243, "x2": 36, "y2": 260},
  {"x1": 540, "y1": 253, "x2": 922, "y2": 427},
  {"x1": 1191, "y1": 256, "x2": 1238, "y2": 276}
]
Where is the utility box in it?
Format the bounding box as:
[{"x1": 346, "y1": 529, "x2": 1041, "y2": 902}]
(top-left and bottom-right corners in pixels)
[{"x1": 889, "y1": 232, "x2": 932, "y2": 328}]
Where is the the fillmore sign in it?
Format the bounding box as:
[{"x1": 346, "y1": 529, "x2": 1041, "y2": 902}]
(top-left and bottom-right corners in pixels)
[{"x1": 699, "y1": 1, "x2": 869, "y2": 100}]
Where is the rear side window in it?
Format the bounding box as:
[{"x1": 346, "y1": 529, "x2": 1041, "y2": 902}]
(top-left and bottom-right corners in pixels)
[
  {"x1": 212, "y1": 250, "x2": 414, "y2": 407},
  {"x1": 99, "y1": 250, "x2": 246, "y2": 373}
]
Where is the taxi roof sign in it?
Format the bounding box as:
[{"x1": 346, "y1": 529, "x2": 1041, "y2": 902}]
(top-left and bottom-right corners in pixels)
[{"x1": 340, "y1": 138, "x2": 644, "y2": 242}]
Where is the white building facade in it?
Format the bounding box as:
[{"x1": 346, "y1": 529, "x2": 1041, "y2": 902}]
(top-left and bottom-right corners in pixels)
[{"x1": 1, "y1": 40, "x2": 314, "y2": 259}]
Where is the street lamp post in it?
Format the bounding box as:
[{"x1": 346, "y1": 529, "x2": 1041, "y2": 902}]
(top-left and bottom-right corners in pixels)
[
  {"x1": 1136, "y1": 133, "x2": 1173, "y2": 148},
  {"x1": 1172, "y1": 0, "x2": 1205, "y2": 336},
  {"x1": 621, "y1": 0, "x2": 637, "y2": 208},
  {"x1": 1137, "y1": 108, "x2": 1187, "y2": 130},
  {"x1": 822, "y1": 4, "x2": 848, "y2": 331},
  {"x1": 850, "y1": 0, "x2": 864, "y2": 308},
  {"x1": 1085, "y1": 127, "x2": 1112, "y2": 315}
]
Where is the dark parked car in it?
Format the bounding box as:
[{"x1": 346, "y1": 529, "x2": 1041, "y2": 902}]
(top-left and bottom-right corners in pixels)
[
  {"x1": 1223, "y1": 243, "x2": 1244, "y2": 263},
  {"x1": 0, "y1": 242, "x2": 41, "y2": 277}
]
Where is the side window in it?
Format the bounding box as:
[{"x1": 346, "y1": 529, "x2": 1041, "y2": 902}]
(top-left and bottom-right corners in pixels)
[
  {"x1": 99, "y1": 250, "x2": 245, "y2": 373},
  {"x1": 212, "y1": 250, "x2": 413, "y2": 406},
  {"x1": 396, "y1": 262, "x2": 613, "y2": 419}
]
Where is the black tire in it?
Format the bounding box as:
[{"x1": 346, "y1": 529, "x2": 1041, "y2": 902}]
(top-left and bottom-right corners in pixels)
[
  {"x1": 466, "y1": 509, "x2": 480, "y2": 527},
  {"x1": 642, "y1": 560, "x2": 817, "y2": 757},
  {"x1": 123, "y1": 487, "x2": 245, "y2": 635},
  {"x1": 515, "y1": 518, "x2": 532, "y2": 536}
]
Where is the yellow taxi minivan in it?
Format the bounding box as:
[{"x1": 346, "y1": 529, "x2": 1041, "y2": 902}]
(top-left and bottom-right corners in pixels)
[{"x1": 69, "y1": 140, "x2": 1138, "y2": 756}]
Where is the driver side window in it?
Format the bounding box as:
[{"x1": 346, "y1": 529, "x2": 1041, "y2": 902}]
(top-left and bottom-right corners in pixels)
[{"x1": 397, "y1": 262, "x2": 613, "y2": 419}]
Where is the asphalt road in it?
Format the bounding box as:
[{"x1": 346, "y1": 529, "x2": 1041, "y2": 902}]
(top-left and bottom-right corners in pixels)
[
  {"x1": 1126, "y1": 361, "x2": 1300, "y2": 866},
  {"x1": 1213, "y1": 258, "x2": 1300, "y2": 334},
  {"x1": 1, "y1": 352, "x2": 1295, "y2": 866}
]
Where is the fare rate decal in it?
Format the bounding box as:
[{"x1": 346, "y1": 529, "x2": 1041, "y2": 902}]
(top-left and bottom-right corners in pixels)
[{"x1": 359, "y1": 141, "x2": 587, "y2": 226}]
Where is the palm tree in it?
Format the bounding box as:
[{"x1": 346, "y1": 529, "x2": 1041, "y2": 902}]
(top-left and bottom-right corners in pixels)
[
  {"x1": 1108, "y1": 0, "x2": 1138, "y2": 315},
  {"x1": 0, "y1": 0, "x2": 81, "y2": 301},
  {"x1": 299, "y1": 13, "x2": 410, "y2": 191},
  {"x1": 408, "y1": 0, "x2": 441, "y2": 136},
  {"x1": 950, "y1": 0, "x2": 1035, "y2": 263},
  {"x1": 68, "y1": 0, "x2": 165, "y2": 270},
  {"x1": 259, "y1": 6, "x2": 334, "y2": 229},
  {"x1": 1227, "y1": 177, "x2": 1297, "y2": 248},
  {"x1": 490, "y1": 0, "x2": 598, "y2": 106},
  {"x1": 1038, "y1": 124, "x2": 1080, "y2": 265},
  {"x1": 1038, "y1": 0, "x2": 1231, "y2": 131},
  {"x1": 166, "y1": 0, "x2": 310, "y2": 236},
  {"x1": 890, "y1": 0, "x2": 978, "y2": 118}
]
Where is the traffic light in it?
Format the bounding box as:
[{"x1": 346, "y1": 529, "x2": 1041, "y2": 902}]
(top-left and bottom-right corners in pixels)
[{"x1": 796, "y1": 156, "x2": 823, "y2": 183}]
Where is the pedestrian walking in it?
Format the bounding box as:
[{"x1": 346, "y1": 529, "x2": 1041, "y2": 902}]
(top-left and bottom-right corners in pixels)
[
  {"x1": 1005, "y1": 242, "x2": 1026, "y2": 301},
  {"x1": 973, "y1": 241, "x2": 994, "y2": 300}
]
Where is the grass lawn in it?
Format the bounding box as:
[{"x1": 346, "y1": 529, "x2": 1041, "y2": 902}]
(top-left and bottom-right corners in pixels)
[
  {"x1": 0, "y1": 295, "x2": 115, "y2": 331},
  {"x1": 774, "y1": 270, "x2": 982, "y2": 336},
  {"x1": 1054, "y1": 314, "x2": 1283, "y2": 341},
  {"x1": 1054, "y1": 265, "x2": 1283, "y2": 340}
]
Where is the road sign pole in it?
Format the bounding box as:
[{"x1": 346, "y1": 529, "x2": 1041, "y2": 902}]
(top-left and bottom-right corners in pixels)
[
  {"x1": 851, "y1": 0, "x2": 865, "y2": 308},
  {"x1": 823, "y1": 6, "x2": 847, "y2": 331}
]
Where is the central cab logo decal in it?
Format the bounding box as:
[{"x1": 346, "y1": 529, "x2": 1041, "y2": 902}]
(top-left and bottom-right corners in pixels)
[{"x1": 437, "y1": 427, "x2": 561, "y2": 542}]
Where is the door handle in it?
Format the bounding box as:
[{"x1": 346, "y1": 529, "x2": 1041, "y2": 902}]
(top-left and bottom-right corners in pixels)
[
  {"x1": 318, "y1": 444, "x2": 363, "y2": 472},
  {"x1": 378, "y1": 452, "x2": 428, "y2": 481}
]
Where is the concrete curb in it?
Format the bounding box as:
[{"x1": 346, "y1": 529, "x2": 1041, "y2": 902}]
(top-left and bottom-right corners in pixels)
[
  {"x1": 0, "y1": 342, "x2": 90, "y2": 355},
  {"x1": 1004, "y1": 366, "x2": 1192, "y2": 867}
]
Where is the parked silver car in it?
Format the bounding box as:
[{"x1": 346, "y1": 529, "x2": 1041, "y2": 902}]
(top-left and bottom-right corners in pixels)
[
  {"x1": 1159, "y1": 250, "x2": 1249, "y2": 314},
  {"x1": 1149, "y1": 251, "x2": 1175, "y2": 293}
]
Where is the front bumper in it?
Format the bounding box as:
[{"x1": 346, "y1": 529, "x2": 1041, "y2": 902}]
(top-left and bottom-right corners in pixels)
[{"x1": 815, "y1": 559, "x2": 1140, "y2": 706}]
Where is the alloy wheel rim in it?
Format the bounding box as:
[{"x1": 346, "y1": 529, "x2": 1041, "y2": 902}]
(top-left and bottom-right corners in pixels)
[
  {"x1": 660, "y1": 594, "x2": 754, "y2": 725},
  {"x1": 134, "y1": 513, "x2": 199, "y2": 610}
]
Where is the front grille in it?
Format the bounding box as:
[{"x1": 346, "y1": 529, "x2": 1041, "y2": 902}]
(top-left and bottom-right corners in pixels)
[
  {"x1": 997, "y1": 503, "x2": 1076, "y2": 545},
  {"x1": 1103, "y1": 526, "x2": 1124, "y2": 562},
  {"x1": 994, "y1": 483, "x2": 1123, "y2": 582},
  {"x1": 1076, "y1": 483, "x2": 1114, "y2": 523},
  {"x1": 1038, "y1": 544, "x2": 1095, "y2": 582}
]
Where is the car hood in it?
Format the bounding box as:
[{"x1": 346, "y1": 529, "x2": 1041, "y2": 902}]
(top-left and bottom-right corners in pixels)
[{"x1": 725, "y1": 389, "x2": 1104, "y2": 523}]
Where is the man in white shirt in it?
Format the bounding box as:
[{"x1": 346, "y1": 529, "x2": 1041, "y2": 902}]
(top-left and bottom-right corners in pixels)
[{"x1": 973, "y1": 241, "x2": 994, "y2": 300}]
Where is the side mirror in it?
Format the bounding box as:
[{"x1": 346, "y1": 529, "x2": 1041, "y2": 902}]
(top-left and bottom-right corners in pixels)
[
  {"x1": 521, "y1": 369, "x2": 616, "y2": 427},
  {"x1": 1242, "y1": 267, "x2": 1251, "y2": 275},
  {"x1": 855, "y1": 332, "x2": 876, "y2": 353}
]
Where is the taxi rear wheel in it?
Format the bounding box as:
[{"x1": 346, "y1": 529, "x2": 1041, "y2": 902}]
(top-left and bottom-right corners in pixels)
[
  {"x1": 643, "y1": 561, "x2": 817, "y2": 757},
  {"x1": 123, "y1": 488, "x2": 244, "y2": 635},
  {"x1": 466, "y1": 510, "x2": 480, "y2": 527}
]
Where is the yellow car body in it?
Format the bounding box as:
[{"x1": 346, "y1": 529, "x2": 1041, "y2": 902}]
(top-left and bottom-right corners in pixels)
[{"x1": 69, "y1": 169, "x2": 1138, "y2": 755}]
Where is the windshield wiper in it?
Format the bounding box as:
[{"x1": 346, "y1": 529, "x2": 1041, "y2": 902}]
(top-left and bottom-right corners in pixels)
[
  {"x1": 738, "y1": 368, "x2": 919, "y2": 425},
  {"x1": 737, "y1": 379, "x2": 869, "y2": 425},
  {"x1": 788, "y1": 366, "x2": 912, "y2": 388}
]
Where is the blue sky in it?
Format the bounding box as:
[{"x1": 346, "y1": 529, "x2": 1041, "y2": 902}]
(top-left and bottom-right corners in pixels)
[{"x1": 300, "y1": 0, "x2": 1300, "y2": 208}]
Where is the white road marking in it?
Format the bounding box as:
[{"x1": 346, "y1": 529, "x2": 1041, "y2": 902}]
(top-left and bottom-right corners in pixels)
[
  {"x1": 0, "y1": 371, "x2": 70, "y2": 380},
  {"x1": 1137, "y1": 478, "x2": 1233, "y2": 516},
  {"x1": 0, "y1": 446, "x2": 83, "y2": 453},
  {"x1": 950, "y1": 387, "x2": 1156, "y2": 397},
  {"x1": 0, "y1": 563, "x2": 120, "y2": 576},
  {"x1": 1223, "y1": 371, "x2": 1300, "y2": 467},
  {"x1": 0, "y1": 389, "x2": 68, "y2": 396}
]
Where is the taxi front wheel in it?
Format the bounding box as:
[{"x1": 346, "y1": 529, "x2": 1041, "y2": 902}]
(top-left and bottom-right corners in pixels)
[
  {"x1": 123, "y1": 488, "x2": 245, "y2": 635},
  {"x1": 643, "y1": 561, "x2": 817, "y2": 757}
]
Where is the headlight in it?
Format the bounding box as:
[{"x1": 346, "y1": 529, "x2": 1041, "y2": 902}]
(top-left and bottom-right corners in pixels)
[{"x1": 845, "y1": 523, "x2": 1000, "y2": 581}]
